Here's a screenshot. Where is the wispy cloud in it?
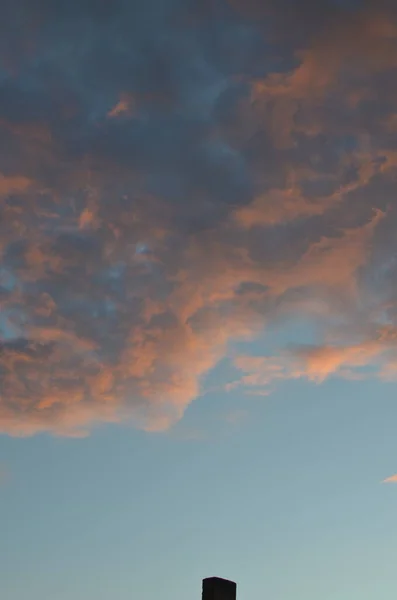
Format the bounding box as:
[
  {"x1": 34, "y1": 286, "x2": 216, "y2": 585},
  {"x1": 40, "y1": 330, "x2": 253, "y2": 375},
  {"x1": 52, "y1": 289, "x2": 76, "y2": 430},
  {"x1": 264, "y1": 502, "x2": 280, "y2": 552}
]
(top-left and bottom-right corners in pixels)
[
  {"x1": 383, "y1": 474, "x2": 397, "y2": 483},
  {"x1": 228, "y1": 320, "x2": 397, "y2": 394}
]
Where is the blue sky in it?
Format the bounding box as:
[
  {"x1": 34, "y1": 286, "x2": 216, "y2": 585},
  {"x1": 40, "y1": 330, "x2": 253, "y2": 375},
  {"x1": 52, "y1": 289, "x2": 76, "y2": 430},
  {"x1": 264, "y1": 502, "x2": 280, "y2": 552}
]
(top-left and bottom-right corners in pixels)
[
  {"x1": 2, "y1": 0, "x2": 397, "y2": 598},
  {"x1": 3, "y1": 375, "x2": 397, "y2": 600}
]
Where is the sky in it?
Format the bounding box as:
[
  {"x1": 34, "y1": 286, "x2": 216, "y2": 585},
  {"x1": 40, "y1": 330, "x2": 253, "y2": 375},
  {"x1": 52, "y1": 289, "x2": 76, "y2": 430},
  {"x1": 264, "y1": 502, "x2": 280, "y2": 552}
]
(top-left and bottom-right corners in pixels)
[{"x1": 2, "y1": 0, "x2": 397, "y2": 598}]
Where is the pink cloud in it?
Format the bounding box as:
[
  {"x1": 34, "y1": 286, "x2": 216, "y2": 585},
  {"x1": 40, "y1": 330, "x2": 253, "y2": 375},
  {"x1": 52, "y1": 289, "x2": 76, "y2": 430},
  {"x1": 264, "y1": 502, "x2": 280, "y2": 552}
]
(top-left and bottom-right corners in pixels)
[
  {"x1": 1, "y1": 0, "x2": 397, "y2": 437},
  {"x1": 107, "y1": 93, "x2": 135, "y2": 118},
  {"x1": 230, "y1": 324, "x2": 397, "y2": 395},
  {"x1": 383, "y1": 474, "x2": 397, "y2": 483}
]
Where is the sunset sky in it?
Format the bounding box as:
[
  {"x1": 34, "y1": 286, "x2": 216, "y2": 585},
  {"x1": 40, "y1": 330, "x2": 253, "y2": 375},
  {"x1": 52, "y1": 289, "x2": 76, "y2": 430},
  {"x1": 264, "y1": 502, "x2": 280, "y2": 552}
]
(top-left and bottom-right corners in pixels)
[{"x1": 2, "y1": 0, "x2": 397, "y2": 598}]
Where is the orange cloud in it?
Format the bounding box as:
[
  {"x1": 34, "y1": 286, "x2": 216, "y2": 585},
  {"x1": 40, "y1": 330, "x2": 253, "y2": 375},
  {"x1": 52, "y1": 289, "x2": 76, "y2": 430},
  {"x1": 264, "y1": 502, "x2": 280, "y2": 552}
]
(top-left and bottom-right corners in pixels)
[
  {"x1": 0, "y1": 174, "x2": 32, "y2": 195},
  {"x1": 267, "y1": 210, "x2": 384, "y2": 296},
  {"x1": 292, "y1": 342, "x2": 384, "y2": 383},
  {"x1": 246, "y1": 3, "x2": 397, "y2": 151},
  {"x1": 235, "y1": 188, "x2": 327, "y2": 228},
  {"x1": 0, "y1": 181, "x2": 389, "y2": 437},
  {"x1": 383, "y1": 474, "x2": 397, "y2": 483},
  {"x1": 229, "y1": 321, "x2": 397, "y2": 395},
  {"x1": 107, "y1": 93, "x2": 135, "y2": 118},
  {"x1": 1, "y1": 0, "x2": 397, "y2": 438},
  {"x1": 15, "y1": 205, "x2": 392, "y2": 434}
]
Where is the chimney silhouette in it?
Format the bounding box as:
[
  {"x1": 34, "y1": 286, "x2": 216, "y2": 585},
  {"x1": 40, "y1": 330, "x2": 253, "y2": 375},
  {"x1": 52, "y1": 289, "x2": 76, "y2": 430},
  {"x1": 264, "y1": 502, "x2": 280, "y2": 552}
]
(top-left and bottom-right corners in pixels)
[{"x1": 202, "y1": 578, "x2": 237, "y2": 600}]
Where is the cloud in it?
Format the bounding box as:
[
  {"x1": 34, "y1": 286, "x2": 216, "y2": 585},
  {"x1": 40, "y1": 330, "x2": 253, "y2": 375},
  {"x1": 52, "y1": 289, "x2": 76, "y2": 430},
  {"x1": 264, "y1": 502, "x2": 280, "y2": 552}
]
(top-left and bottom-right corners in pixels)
[
  {"x1": 0, "y1": 0, "x2": 397, "y2": 435},
  {"x1": 383, "y1": 474, "x2": 397, "y2": 483},
  {"x1": 107, "y1": 94, "x2": 135, "y2": 119},
  {"x1": 229, "y1": 324, "x2": 397, "y2": 395}
]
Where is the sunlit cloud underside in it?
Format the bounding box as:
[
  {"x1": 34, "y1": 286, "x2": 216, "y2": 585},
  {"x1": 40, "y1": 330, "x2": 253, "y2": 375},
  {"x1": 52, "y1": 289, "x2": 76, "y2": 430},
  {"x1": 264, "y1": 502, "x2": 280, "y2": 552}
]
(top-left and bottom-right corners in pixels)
[{"x1": 1, "y1": 0, "x2": 397, "y2": 436}]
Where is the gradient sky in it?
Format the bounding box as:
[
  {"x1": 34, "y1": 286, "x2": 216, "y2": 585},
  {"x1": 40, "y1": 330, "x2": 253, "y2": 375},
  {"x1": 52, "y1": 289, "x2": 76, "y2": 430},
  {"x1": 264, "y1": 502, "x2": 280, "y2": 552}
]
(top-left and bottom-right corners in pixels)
[{"x1": 2, "y1": 0, "x2": 397, "y2": 598}]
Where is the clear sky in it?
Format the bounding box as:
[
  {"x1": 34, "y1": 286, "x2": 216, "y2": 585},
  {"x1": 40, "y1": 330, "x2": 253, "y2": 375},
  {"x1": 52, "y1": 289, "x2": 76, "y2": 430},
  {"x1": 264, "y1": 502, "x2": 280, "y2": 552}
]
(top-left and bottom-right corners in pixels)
[{"x1": 2, "y1": 0, "x2": 397, "y2": 599}]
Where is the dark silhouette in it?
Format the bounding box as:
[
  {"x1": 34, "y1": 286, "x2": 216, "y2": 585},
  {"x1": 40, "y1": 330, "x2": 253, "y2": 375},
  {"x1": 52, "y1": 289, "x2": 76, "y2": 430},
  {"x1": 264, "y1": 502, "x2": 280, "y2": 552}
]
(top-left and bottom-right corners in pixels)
[{"x1": 202, "y1": 578, "x2": 237, "y2": 600}]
